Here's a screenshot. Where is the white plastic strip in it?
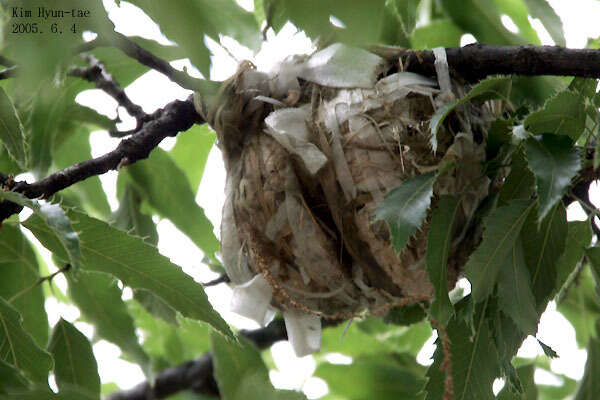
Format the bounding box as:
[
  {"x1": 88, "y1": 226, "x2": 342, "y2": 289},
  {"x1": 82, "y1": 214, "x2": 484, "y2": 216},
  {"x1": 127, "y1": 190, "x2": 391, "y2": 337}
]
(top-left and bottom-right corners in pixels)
[
  {"x1": 432, "y1": 47, "x2": 452, "y2": 96},
  {"x1": 230, "y1": 274, "x2": 274, "y2": 326},
  {"x1": 283, "y1": 309, "x2": 322, "y2": 357}
]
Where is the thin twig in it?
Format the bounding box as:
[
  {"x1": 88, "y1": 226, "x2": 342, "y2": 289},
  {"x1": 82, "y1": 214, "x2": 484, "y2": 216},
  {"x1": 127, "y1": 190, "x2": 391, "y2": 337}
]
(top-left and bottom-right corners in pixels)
[
  {"x1": 0, "y1": 66, "x2": 17, "y2": 80},
  {"x1": 201, "y1": 274, "x2": 231, "y2": 287},
  {"x1": 68, "y1": 54, "x2": 149, "y2": 135},
  {"x1": 8, "y1": 264, "x2": 71, "y2": 303}
]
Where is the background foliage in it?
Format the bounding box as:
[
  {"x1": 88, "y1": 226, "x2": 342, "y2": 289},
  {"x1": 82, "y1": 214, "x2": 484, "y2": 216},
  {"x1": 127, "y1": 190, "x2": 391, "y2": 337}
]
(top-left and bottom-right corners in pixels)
[{"x1": 1, "y1": 0, "x2": 600, "y2": 399}]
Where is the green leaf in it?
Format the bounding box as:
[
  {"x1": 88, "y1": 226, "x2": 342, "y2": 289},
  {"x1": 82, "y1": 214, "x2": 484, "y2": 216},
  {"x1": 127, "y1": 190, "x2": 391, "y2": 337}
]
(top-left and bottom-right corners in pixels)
[
  {"x1": 133, "y1": 289, "x2": 178, "y2": 326},
  {"x1": 497, "y1": 362, "x2": 537, "y2": 400},
  {"x1": 315, "y1": 353, "x2": 426, "y2": 400},
  {"x1": 112, "y1": 185, "x2": 158, "y2": 246},
  {"x1": 522, "y1": 204, "x2": 567, "y2": 309},
  {"x1": 497, "y1": 239, "x2": 538, "y2": 336},
  {"x1": 0, "y1": 297, "x2": 52, "y2": 383},
  {"x1": 558, "y1": 268, "x2": 600, "y2": 347},
  {"x1": 555, "y1": 221, "x2": 592, "y2": 293},
  {"x1": 410, "y1": 18, "x2": 463, "y2": 49},
  {"x1": 391, "y1": 0, "x2": 422, "y2": 36},
  {"x1": 0, "y1": 192, "x2": 82, "y2": 273},
  {"x1": 439, "y1": 0, "x2": 525, "y2": 45},
  {"x1": 123, "y1": 148, "x2": 220, "y2": 258},
  {"x1": 23, "y1": 210, "x2": 232, "y2": 338},
  {"x1": 574, "y1": 335, "x2": 600, "y2": 400},
  {"x1": 537, "y1": 339, "x2": 558, "y2": 358},
  {"x1": 53, "y1": 130, "x2": 111, "y2": 220},
  {"x1": 1, "y1": 386, "x2": 99, "y2": 400},
  {"x1": 430, "y1": 77, "x2": 511, "y2": 151},
  {"x1": 425, "y1": 301, "x2": 500, "y2": 400},
  {"x1": 66, "y1": 271, "x2": 150, "y2": 371},
  {"x1": 264, "y1": 0, "x2": 402, "y2": 46},
  {"x1": 67, "y1": 104, "x2": 116, "y2": 132},
  {"x1": 0, "y1": 359, "x2": 29, "y2": 394},
  {"x1": 128, "y1": 300, "x2": 210, "y2": 366},
  {"x1": 170, "y1": 124, "x2": 216, "y2": 192},
  {"x1": 211, "y1": 331, "x2": 305, "y2": 400},
  {"x1": 384, "y1": 303, "x2": 427, "y2": 326},
  {"x1": 494, "y1": 0, "x2": 541, "y2": 44},
  {"x1": 126, "y1": 0, "x2": 260, "y2": 76},
  {"x1": 0, "y1": 224, "x2": 49, "y2": 347},
  {"x1": 523, "y1": 0, "x2": 566, "y2": 46},
  {"x1": 524, "y1": 134, "x2": 580, "y2": 222},
  {"x1": 426, "y1": 196, "x2": 460, "y2": 327},
  {"x1": 47, "y1": 319, "x2": 100, "y2": 398},
  {"x1": 497, "y1": 149, "x2": 536, "y2": 205},
  {"x1": 374, "y1": 171, "x2": 436, "y2": 254},
  {"x1": 464, "y1": 199, "x2": 533, "y2": 302},
  {"x1": 0, "y1": 87, "x2": 26, "y2": 167},
  {"x1": 524, "y1": 90, "x2": 587, "y2": 141}
]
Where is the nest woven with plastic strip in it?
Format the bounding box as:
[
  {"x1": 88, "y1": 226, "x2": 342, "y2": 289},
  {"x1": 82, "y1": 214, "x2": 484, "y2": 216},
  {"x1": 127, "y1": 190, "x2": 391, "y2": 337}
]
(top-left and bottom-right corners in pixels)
[{"x1": 194, "y1": 45, "x2": 497, "y2": 356}]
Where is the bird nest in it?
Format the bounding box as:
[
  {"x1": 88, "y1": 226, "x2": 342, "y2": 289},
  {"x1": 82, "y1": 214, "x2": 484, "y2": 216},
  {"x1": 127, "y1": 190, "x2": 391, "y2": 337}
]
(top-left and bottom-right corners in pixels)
[{"x1": 194, "y1": 44, "x2": 495, "y2": 355}]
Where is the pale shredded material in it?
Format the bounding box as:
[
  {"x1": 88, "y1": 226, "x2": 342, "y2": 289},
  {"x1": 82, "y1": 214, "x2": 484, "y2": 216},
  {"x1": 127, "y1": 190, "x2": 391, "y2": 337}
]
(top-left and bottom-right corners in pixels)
[
  {"x1": 230, "y1": 274, "x2": 275, "y2": 326},
  {"x1": 283, "y1": 309, "x2": 322, "y2": 357},
  {"x1": 433, "y1": 47, "x2": 453, "y2": 99}
]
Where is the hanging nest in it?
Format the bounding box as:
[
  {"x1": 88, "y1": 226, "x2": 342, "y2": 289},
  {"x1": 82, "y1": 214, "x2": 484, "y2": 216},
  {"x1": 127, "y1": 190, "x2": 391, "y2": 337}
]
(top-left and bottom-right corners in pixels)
[{"x1": 194, "y1": 44, "x2": 497, "y2": 355}]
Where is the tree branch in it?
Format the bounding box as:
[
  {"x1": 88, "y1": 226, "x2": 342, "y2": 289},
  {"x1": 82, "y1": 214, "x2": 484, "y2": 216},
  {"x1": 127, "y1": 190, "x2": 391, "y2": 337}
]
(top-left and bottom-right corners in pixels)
[
  {"x1": 372, "y1": 44, "x2": 600, "y2": 81},
  {"x1": 105, "y1": 318, "x2": 341, "y2": 400},
  {"x1": 0, "y1": 97, "x2": 202, "y2": 220},
  {"x1": 68, "y1": 54, "x2": 149, "y2": 136}
]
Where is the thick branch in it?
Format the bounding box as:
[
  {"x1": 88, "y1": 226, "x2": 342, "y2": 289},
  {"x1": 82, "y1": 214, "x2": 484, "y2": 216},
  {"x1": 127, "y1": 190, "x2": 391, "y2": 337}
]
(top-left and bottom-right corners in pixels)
[
  {"x1": 372, "y1": 44, "x2": 600, "y2": 81},
  {"x1": 0, "y1": 97, "x2": 201, "y2": 219}
]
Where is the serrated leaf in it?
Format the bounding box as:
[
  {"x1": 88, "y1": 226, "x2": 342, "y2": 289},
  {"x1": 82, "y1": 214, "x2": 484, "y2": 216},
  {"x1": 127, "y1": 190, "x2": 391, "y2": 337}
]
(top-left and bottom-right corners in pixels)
[
  {"x1": 133, "y1": 289, "x2": 177, "y2": 326},
  {"x1": 0, "y1": 297, "x2": 52, "y2": 383},
  {"x1": 465, "y1": 199, "x2": 534, "y2": 302},
  {"x1": 497, "y1": 362, "x2": 537, "y2": 400},
  {"x1": 522, "y1": 203, "x2": 567, "y2": 309},
  {"x1": 425, "y1": 301, "x2": 500, "y2": 400},
  {"x1": 574, "y1": 336, "x2": 600, "y2": 400},
  {"x1": 497, "y1": 239, "x2": 538, "y2": 336},
  {"x1": 537, "y1": 339, "x2": 558, "y2": 358},
  {"x1": 211, "y1": 331, "x2": 306, "y2": 400},
  {"x1": 524, "y1": 90, "x2": 587, "y2": 141},
  {"x1": 126, "y1": 0, "x2": 260, "y2": 76},
  {"x1": 0, "y1": 224, "x2": 49, "y2": 347},
  {"x1": 315, "y1": 353, "x2": 426, "y2": 400},
  {"x1": 523, "y1": 0, "x2": 566, "y2": 46},
  {"x1": 426, "y1": 196, "x2": 459, "y2": 327},
  {"x1": 170, "y1": 124, "x2": 215, "y2": 192},
  {"x1": 23, "y1": 210, "x2": 232, "y2": 338},
  {"x1": 123, "y1": 148, "x2": 219, "y2": 259},
  {"x1": 65, "y1": 271, "x2": 150, "y2": 371},
  {"x1": 555, "y1": 221, "x2": 592, "y2": 293},
  {"x1": 374, "y1": 171, "x2": 436, "y2": 254},
  {"x1": 430, "y1": 77, "x2": 511, "y2": 151},
  {"x1": 0, "y1": 87, "x2": 26, "y2": 167},
  {"x1": 48, "y1": 319, "x2": 100, "y2": 398},
  {"x1": 524, "y1": 134, "x2": 580, "y2": 222},
  {"x1": 0, "y1": 192, "x2": 82, "y2": 273}
]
